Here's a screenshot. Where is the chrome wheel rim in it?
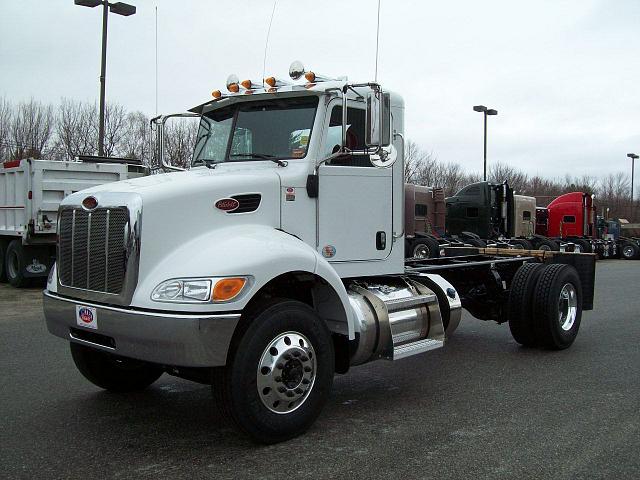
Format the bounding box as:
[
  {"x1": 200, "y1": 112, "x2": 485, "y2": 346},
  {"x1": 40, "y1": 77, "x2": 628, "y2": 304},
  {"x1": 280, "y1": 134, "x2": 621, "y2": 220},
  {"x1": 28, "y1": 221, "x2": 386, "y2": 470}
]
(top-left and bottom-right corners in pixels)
[
  {"x1": 413, "y1": 243, "x2": 430, "y2": 259},
  {"x1": 558, "y1": 283, "x2": 578, "y2": 331},
  {"x1": 257, "y1": 331, "x2": 317, "y2": 414},
  {"x1": 623, "y1": 246, "x2": 634, "y2": 258},
  {"x1": 573, "y1": 244, "x2": 582, "y2": 253}
]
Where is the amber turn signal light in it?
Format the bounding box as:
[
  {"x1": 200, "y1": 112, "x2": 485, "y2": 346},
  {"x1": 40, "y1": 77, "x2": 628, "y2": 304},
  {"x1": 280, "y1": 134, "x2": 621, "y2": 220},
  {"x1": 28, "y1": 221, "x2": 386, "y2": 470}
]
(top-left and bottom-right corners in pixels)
[{"x1": 213, "y1": 278, "x2": 246, "y2": 302}]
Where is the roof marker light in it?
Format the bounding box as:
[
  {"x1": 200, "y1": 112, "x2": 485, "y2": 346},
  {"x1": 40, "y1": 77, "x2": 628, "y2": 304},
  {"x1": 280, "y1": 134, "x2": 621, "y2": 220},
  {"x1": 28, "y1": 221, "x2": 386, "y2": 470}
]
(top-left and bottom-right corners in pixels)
[
  {"x1": 211, "y1": 90, "x2": 222, "y2": 99},
  {"x1": 226, "y1": 74, "x2": 240, "y2": 93},
  {"x1": 240, "y1": 79, "x2": 262, "y2": 90}
]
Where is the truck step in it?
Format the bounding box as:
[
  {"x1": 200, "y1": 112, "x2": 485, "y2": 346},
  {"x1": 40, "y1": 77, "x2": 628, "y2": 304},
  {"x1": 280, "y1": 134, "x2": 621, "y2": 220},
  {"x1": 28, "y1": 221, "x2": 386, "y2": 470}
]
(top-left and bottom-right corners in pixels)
[
  {"x1": 393, "y1": 338, "x2": 444, "y2": 360},
  {"x1": 384, "y1": 294, "x2": 436, "y2": 313}
]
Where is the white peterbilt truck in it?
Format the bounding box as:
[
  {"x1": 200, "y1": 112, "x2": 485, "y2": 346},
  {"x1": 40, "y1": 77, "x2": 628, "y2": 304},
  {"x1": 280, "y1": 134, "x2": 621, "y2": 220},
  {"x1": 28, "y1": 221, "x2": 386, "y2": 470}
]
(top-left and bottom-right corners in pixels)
[{"x1": 43, "y1": 62, "x2": 596, "y2": 443}]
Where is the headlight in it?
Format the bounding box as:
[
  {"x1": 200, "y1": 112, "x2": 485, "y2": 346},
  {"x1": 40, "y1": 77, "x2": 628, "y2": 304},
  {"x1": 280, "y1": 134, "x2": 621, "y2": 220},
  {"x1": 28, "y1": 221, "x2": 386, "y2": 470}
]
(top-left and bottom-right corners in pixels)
[{"x1": 151, "y1": 277, "x2": 250, "y2": 303}]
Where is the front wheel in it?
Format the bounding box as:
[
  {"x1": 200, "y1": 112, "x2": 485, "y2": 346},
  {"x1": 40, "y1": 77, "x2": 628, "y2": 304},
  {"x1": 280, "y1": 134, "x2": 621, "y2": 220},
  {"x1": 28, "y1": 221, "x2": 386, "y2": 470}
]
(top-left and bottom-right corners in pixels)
[
  {"x1": 212, "y1": 300, "x2": 334, "y2": 444},
  {"x1": 70, "y1": 343, "x2": 163, "y2": 392},
  {"x1": 621, "y1": 241, "x2": 640, "y2": 260}
]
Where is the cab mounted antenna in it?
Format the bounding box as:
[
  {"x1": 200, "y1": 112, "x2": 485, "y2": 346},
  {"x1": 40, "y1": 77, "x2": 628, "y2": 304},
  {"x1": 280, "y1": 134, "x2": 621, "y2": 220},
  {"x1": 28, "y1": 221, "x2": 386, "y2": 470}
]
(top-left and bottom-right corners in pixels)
[
  {"x1": 262, "y1": 0, "x2": 278, "y2": 86},
  {"x1": 374, "y1": 0, "x2": 381, "y2": 82}
]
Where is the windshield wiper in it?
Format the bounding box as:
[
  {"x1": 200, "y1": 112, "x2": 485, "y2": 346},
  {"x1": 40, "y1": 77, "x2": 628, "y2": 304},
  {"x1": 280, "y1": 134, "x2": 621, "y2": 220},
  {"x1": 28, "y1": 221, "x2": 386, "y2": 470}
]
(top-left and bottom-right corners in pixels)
[
  {"x1": 230, "y1": 153, "x2": 288, "y2": 167},
  {"x1": 192, "y1": 159, "x2": 218, "y2": 169}
]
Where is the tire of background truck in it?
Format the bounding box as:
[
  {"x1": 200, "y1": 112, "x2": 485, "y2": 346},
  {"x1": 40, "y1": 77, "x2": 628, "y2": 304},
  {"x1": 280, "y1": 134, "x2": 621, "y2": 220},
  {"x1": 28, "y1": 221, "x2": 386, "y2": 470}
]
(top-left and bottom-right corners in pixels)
[
  {"x1": 621, "y1": 241, "x2": 640, "y2": 260},
  {"x1": 411, "y1": 237, "x2": 440, "y2": 259},
  {"x1": 70, "y1": 343, "x2": 163, "y2": 392},
  {"x1": 5, "y1": 240, "x2": 28, "y2": 288},
  {"x1": 531, "y1": 237, "x2": 560, "y2": 252},
  {"x1": 466, "y1": 238, "x2": 486, "y2": 248},
  {"x1": 532, "y1": 264, "x2": 582, "y2": 350},
  {"x1": 572, "y1": 239, "x2": 592, "y2": 254},
  {"x1": 510, "y1": 239, "x2": 533, "y2": 250},
  {"x1": 211, "y1": 299, "x2": 334, "y2": 444},
  {"x1": 0, "y1": 240, "x2": 7, "y2": 283},
  {"x1": 507, "y1": 262, "x2": 545, "y2": 347}
]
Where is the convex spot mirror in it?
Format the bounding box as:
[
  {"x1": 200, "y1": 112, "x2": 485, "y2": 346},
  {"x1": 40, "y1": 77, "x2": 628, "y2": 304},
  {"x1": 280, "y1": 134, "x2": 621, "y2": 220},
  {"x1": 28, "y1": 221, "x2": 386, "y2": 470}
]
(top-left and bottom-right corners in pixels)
[{"x1": 365, "y1": 90, "x2": 391, "y2": 149}]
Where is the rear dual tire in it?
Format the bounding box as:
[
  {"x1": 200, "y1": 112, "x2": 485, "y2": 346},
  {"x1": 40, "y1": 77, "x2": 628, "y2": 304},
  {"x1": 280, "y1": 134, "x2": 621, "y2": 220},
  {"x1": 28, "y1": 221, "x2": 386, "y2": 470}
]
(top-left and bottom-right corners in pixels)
[{"x1": 508, "y1": 263, "x2": 582, "y2": 349}]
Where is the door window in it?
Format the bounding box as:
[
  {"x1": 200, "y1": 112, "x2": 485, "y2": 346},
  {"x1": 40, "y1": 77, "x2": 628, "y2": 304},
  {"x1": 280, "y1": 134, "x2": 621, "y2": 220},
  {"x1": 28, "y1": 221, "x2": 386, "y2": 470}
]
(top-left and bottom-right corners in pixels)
[{"x1": 324, "y1": 106, "x2": 371, "y2": 167}]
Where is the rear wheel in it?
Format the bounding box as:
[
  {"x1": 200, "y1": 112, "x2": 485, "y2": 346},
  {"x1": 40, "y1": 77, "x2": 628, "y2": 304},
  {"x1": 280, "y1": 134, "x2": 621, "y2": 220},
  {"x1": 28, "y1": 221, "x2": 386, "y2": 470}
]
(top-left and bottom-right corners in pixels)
[
  {"x1": 70, "y1": 343, "x2": 163, "y2": 392},
  {"x1": 572, "y1": 238, "x2": 592, "y2": 254},
  {"x1": 508, "y1": 262, "x2": 545, "y2": 347},
  {"x1": 411, "y1": 237, "x2": 440, "y2": 259},
  {"x1": 5, "y1": 240, "x2": 27, "y2": 287},
  {"x1": 531, "y1": 237, "x2": 559, "y2": 252},
  {"x1": 212, "y1": 299, "x2": 334, "y2": 444},
  {"x1": 532, "y1": 264, "x2": 582, "y2": 350},
  {"x1": 621, "y1": 241, "x2": 640, "y2": 260},
  {"x1": 509, "y1": 239, "x2": 532, "y2": 250},
  {"x1": 0, "y1": 240, "x2": 7, "y2": 282}
]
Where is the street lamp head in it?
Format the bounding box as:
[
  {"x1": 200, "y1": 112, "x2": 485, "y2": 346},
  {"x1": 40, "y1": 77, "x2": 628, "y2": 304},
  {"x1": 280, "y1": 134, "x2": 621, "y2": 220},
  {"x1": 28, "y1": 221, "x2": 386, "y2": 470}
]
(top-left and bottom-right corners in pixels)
[
  {"x1": 627, "y1": 153, "x2": 639, "y2": 160},
  {"x1": 486, "y1": 109, "x2": 498, "y2": 116},
  {"x1": 473, "y1": 105, "x2": 487, "y2": 113},
  {"x1": 74, "y1": 0, "x2": 102, "y2": 7},
  {"x1": 110, "y1": 2, "x2": 136, "y2": 16}
]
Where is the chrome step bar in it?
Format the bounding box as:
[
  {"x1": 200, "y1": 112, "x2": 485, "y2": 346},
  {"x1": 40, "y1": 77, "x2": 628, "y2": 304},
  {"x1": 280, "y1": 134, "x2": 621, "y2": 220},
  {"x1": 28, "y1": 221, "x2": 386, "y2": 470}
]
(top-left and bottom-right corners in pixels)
[
  {"x1": 385, "y1": 294, "x2": 437, "y2": 313},
  {"x1": 393, "y1": 338, "x2": 444, "y2": 360}
]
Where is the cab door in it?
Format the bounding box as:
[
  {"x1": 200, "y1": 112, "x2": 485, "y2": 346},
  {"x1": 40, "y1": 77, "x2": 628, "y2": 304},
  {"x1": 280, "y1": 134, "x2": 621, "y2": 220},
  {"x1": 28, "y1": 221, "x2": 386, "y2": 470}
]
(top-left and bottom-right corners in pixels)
[{"x1": 317, "y1": 103, "x2": 393, "y2": 262}]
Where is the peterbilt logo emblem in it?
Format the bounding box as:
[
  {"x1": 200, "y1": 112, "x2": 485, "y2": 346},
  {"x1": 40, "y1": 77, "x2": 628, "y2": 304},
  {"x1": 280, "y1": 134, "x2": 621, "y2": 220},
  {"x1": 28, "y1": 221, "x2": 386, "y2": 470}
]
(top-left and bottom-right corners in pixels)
[{"x1": 215, "y1": 198, "x2": 240, "y2": 212}]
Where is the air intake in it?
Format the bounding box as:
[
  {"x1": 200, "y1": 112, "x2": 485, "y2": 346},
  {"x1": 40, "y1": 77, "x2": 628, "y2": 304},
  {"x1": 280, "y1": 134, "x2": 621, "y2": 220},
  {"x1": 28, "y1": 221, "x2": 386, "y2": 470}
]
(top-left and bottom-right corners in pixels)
[{"x1": 230, "y1": 194, "x2": 261, "y2": 213}]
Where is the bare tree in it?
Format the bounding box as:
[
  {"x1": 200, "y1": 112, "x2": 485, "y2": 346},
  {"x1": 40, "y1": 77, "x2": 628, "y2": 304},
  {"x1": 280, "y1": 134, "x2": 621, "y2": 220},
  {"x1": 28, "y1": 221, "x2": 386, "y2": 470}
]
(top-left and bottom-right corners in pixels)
[
  {"x1": 102, "y1": 103, "x2": 128, "y2": 157},
  {"x1": 164, "y1": 118, "x2": 198, "y2": 168},
  {"x1": 121, "y1": 111, "x2": 151, "y2": 161},
  {"x1": 0, "y1": 97, "x2": 12, "y2": 161},
  {"x1": 54, "y1": 98, "x2": 97, "y2": 159},
  {"x1": 10, "y1": 98, "x2": 54, "y2": 159}
]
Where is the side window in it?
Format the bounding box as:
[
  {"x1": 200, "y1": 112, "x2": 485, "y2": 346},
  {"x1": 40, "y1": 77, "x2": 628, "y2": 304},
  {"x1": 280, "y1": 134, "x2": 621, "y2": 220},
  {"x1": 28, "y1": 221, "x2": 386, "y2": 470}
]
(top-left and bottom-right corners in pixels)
[
  {"x1": 522, "y1": 211, "x2": 532, "y2": 221},
  {"x1": 324, "y1": 106, "x2": 371, "y2": 167},
  {"x1": 415, "y1": 204, "x2": 428, "y2": 217},
  {"x1": 466, "y1": 207, "x2": 479, "y2": 218},
  {"x1": 563, "y1": 215, "x2": 576, "y2": 223}
]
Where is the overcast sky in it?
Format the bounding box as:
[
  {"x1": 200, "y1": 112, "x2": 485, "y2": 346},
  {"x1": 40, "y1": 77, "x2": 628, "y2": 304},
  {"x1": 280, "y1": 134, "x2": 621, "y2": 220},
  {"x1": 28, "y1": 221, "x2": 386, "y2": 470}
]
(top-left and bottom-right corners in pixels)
[{"x1": 1, "y1": 0, "x2": 638, "y2": 180}]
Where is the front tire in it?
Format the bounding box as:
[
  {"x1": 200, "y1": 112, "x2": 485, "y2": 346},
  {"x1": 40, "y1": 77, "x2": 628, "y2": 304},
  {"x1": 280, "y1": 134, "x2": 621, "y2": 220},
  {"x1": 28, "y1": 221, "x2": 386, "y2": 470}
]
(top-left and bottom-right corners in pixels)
[
  {"x1": 212, "y1": 300, "x2": 334, "y2": 444},
  {"x1": 70, "y1": 343, "x2": 163, "y2": 392},
  {"x1": 621, "y1": 241, "x2": 640, "y2": 260}
]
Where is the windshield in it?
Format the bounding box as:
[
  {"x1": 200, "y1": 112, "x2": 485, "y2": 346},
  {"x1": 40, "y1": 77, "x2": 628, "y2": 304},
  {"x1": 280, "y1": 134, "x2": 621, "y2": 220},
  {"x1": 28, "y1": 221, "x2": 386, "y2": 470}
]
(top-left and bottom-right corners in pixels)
[{"x1": 192, "y1": 96, "x2": 319, "y2": 166}]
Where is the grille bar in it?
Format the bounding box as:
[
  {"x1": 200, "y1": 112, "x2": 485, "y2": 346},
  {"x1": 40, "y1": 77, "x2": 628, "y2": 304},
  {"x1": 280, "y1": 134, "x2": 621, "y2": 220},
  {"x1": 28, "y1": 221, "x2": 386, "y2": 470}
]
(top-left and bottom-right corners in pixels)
[{"x1": 58, "y1": 207, "x2": 129, "y2": 295}]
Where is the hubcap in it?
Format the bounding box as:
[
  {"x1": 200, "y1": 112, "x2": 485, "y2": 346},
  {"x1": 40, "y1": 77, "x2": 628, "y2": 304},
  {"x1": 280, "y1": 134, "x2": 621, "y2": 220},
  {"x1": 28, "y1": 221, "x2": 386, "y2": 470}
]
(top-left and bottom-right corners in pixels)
[
  {"x1": 558, "y1": 283, "x2": 578, "y2": 331},
  {"x1": 413, "y1": 243, "x2": 430, "y2": 259},
  {"x1": 623, "y1": 246, "x2": 634, "y2": 258},
  {"x1": 257, "y1": 331, "x2": 317, "y2": 414}
]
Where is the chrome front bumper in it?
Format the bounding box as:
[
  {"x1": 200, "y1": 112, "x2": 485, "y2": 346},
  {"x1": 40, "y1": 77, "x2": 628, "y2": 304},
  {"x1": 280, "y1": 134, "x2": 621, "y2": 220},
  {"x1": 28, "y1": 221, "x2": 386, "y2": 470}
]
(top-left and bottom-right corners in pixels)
[{"x1": 43, "y1": 291, "x2": 241, "y2": 367}]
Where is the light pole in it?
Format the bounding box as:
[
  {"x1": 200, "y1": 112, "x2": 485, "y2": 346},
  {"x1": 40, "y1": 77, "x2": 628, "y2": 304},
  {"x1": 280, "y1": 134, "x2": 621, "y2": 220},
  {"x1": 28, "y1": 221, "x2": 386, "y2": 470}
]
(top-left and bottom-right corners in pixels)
[
  {"x1": 473, "y1": 105, "x2": 498, "y2": 181},
  {"x1": 628, "y1": 153, "x2": 638, "y2": 219},
  {"x1": 75, "y1": 0, "x2": 136, "y2": 157}
]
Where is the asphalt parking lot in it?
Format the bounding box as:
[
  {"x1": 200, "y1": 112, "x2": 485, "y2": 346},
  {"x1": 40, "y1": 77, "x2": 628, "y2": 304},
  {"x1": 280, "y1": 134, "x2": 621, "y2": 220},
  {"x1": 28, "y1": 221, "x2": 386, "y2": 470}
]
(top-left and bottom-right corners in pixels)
[{"x1": 1, "y1": 260, "x2": 639, "y2": 479}]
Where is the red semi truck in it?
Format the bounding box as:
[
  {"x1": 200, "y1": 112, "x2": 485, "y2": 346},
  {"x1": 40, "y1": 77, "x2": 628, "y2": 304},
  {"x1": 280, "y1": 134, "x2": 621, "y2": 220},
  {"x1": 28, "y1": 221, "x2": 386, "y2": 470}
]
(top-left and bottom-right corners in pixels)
[{"x1": 535, "y1": 192, "x2": 616, "y2": 257}]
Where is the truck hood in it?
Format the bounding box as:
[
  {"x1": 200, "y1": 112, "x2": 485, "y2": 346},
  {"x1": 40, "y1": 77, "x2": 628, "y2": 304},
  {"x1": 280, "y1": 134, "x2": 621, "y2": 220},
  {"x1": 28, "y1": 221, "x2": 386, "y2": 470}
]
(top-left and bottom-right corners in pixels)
[{"x1": 61, "y1": 166, "x2": 282, "y2": 282}]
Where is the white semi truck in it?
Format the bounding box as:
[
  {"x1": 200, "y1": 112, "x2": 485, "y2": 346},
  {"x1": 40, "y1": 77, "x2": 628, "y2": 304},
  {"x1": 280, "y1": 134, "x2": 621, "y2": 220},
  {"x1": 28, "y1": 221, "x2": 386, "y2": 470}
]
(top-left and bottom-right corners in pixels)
[
  {"x1": 0, "y1": 157, "x2": 147, "y2": 286},
  {"x1": 43, "y1": 62, "x2": 596, "y2": 443}
]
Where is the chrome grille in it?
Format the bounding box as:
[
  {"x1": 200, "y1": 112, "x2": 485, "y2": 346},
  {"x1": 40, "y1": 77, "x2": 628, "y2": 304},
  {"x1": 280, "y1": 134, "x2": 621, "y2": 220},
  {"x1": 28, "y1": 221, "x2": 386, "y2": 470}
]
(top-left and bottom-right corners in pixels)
[{"x1": 58, "y1": 207, "x2": 129, "y2": 294}]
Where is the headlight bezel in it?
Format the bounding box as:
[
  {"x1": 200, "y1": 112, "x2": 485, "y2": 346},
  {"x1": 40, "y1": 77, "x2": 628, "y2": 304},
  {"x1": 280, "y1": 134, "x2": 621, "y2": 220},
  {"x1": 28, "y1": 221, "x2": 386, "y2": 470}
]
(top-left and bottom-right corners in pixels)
[{"x1": 150, "y1": 276, "x2": 252, "y2": 304}]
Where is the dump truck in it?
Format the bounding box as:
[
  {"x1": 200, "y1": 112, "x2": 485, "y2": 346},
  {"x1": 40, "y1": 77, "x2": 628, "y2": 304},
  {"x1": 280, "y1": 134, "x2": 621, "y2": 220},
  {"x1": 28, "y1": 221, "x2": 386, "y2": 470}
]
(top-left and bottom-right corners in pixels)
[
  {"x1": 0, "y1": 156, "x2": 147, "y2": 286},
  {"x1": 43, "y1": 62, "x2": 596, "y2": 444}
]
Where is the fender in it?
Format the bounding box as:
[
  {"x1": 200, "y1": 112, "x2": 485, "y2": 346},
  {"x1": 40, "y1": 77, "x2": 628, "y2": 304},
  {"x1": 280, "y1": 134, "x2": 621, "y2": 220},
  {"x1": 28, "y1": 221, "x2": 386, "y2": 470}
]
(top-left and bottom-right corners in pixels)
[{"x1": 132, "y1": 225, "x2": 355, "y2": 338}]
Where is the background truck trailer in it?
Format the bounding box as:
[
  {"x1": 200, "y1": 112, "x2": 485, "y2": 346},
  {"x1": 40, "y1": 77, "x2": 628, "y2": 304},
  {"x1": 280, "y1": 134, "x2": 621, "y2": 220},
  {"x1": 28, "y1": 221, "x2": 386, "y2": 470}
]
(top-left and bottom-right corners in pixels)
[{"x1": 0, "y1": 157, "x2": 147, "y2": 286}]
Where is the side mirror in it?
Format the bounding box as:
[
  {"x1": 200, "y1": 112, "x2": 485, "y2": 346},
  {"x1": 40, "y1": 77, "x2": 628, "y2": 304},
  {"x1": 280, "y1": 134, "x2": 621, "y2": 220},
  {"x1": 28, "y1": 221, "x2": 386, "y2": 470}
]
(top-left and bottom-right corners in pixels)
[{"x1": 365, "y1": 90, "x2": 391, "y2": 149}]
